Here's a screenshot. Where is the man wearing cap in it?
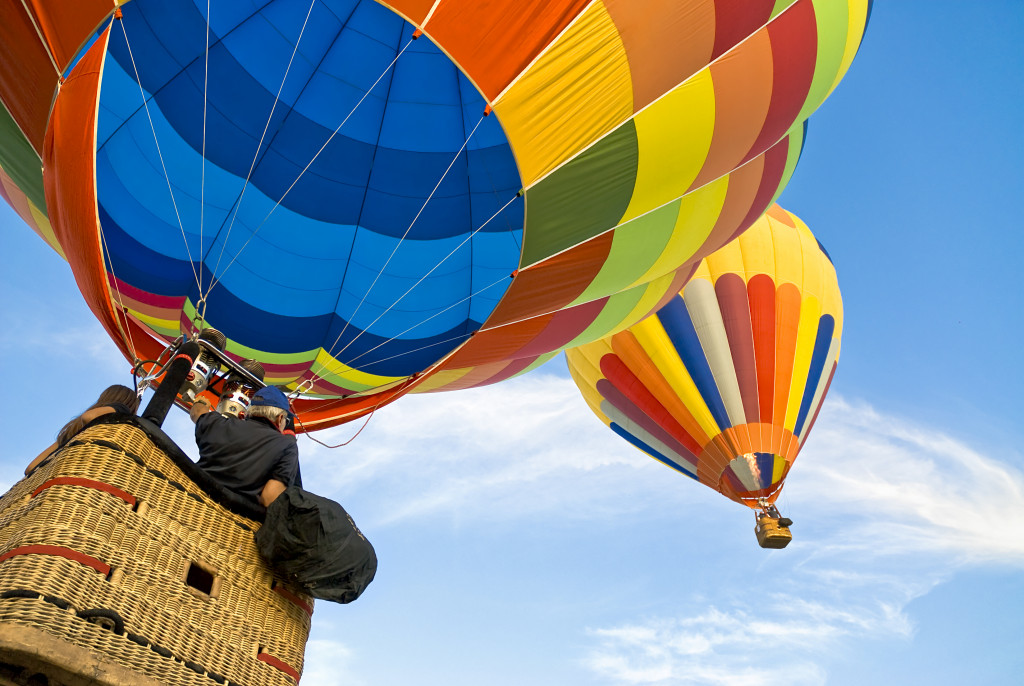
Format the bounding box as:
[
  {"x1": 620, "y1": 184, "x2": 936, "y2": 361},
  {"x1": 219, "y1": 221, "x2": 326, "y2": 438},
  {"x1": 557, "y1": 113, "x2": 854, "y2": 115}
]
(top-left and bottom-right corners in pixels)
[{"x1": 189, "y1": 386, "x2": 300, "y2": 507}]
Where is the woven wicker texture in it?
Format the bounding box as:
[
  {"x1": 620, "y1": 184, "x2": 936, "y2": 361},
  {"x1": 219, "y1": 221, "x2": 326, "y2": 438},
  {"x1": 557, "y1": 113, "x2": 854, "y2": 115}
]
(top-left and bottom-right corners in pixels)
[{"x1": 0, "y1": 420, "x2": 313, "y2": 686}]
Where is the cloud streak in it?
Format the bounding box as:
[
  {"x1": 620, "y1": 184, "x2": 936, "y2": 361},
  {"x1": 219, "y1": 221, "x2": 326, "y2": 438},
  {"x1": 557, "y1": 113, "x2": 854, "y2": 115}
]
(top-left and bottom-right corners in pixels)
[{"x1": 296, "y1": 373, "x2": 672, "y2": 527}]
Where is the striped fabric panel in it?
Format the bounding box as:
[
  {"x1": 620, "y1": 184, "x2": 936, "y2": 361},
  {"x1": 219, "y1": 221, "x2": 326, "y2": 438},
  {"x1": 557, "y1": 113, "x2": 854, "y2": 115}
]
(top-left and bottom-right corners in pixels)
[
  {"x1": 655, "y1": 296, "x2": 731, "y2": 432},
  {"x1": 598, "y1": 358, "x2": 703, "y2": 462},
  {"x1": 682, "y1": 278, "x2": 747, "y2": 427}
]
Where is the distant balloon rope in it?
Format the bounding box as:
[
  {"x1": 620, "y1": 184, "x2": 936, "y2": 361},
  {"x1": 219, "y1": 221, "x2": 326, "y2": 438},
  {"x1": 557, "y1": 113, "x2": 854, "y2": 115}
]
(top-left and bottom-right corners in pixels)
[
  {"x1": 117, "y1": 14, "x2": 201, "y2": 295},
  {"x1": 205, "y1": 0, "x2": 320, "y2": 291},
  {"x1": 203, "y1": 30, "x2": 416, "y2": 299}
]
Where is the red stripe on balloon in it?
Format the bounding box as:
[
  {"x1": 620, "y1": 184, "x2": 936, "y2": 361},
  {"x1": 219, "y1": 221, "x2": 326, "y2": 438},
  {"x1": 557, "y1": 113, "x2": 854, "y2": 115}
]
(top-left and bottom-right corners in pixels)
[
  {"x1": 516, "y1": 298, "x2": 608, "y2": 359},
  {"x1": 715, "y1": 274, "x2": 759, "y2": 422},
  {"x1": 747, "y1": 0, "x2": 818, "y2": 160},
  {"x1": 748, "y1": 274, "x2": 776, "y2": 423},
  {"x1": 733, "y1": 139, "x2": 791, "y2": 244},
  {"x1": 599, "y1": 355, "x2": 704, "y2": 460},
  {"x1": 711, "y1": 0, "x2": 776, "y2": 60}
]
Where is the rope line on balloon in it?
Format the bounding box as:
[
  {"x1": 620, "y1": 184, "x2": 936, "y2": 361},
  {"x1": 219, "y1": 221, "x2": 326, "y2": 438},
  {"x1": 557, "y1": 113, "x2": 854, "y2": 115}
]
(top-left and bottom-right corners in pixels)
[
  {"x1": 315, "y1": 190, "x2": 521, "y2": 382},
  {"x1": 313, "y1": 113, "x2": 489, "y2": 375},
  {"x1": 202, "y1": 32, "x2": 417, "y2": 301},
  {"x1": 116, "y1": 13, "x2": 202, "y2": 296},
  {"x1": 198, "y1": 0, "x2": 212, "y2": 296},
  {"x1": 310, "y1": 271, "x2": 516, "y2": 386},
  {"x1": 18, "y1": 0, "x2": 60, "y2": 76},
  {"x1": 204, "y1": 0, "x2": 320, "y2": 294},
  {"x1": 97, "y1": 223, "x2": 141, "y2": 367},
  {"x1": 292, "y1": 390, "x2": 394, "y2": 449}
]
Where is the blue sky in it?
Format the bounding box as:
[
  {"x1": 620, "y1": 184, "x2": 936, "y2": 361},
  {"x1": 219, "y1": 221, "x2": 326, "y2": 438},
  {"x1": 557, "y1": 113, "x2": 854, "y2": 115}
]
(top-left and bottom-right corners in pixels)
[{"x1": 2, "y1": 3, "x2": 1023, "y2": 685}]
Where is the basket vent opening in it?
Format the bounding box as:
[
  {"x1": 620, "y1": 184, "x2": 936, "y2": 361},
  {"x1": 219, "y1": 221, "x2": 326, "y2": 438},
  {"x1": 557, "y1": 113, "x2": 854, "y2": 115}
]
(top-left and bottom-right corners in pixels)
[{"x1": 185, "y1": 562, "x2": 216, "y2": 596}]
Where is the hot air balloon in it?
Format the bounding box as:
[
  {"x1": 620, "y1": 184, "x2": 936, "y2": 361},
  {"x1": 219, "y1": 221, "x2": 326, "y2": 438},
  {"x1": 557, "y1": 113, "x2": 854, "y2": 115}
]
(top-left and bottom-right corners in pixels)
[
  {"x1": 0, "y1": 0, "x2": 871, "y2": 430},
  {"x1": 566, "y1": 204, "x2": 843, "y2": 548}
]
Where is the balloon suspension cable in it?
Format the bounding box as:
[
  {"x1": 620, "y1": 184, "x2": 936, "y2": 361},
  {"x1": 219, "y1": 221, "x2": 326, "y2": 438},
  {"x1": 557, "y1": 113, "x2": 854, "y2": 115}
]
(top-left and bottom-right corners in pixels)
[
  {"x1": 98, "y1": 219, "x2": 140, "y2": 363},
  {"x1": 322, "y1": 270, "x2": 511, "y2": 376},
  {"x1": 205, "y1": 30, "x2": 416, "y2": 299},
  {"x1": 198, "y1": 0, "x2": 212, "y2": 294},
  {"x1": 19, "y1": 0, "x2": 60, "y2": 76},
  {"x1": 204, "y1": 0, "x2": 319, "y2": 295},
  {"x1": 294, "y1": 390, "x2": 391, "y2": 449},
  {"x1": 321, "y1": 114, "x2": 489, "y2": 370},
  {"x1": 117, "y1": 13, "x2": 202, "y2": 295}
]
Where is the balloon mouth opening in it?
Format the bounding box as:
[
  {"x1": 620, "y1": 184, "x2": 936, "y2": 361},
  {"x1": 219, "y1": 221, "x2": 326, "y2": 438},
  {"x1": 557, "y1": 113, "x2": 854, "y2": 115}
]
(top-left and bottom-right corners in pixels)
[{"x1": 719, "y1": 452, "x2": 788, "y2": 506}]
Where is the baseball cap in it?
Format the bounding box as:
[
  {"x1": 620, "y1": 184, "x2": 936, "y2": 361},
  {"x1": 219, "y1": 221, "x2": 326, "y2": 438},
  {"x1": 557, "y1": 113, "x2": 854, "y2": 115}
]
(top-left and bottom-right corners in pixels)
[{"x1": 250, "y1": 386, "x2": 293, "y2": 416}]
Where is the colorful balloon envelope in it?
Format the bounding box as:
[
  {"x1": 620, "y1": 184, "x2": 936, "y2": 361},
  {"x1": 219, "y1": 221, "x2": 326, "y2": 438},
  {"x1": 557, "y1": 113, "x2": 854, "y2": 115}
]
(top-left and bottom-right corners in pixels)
[
  {"x1": 0, "y1": 0, "x2": 867, "y2": 429},
  {"x1": 566, "y1": 204, "x2": 842, "y2": 508}
]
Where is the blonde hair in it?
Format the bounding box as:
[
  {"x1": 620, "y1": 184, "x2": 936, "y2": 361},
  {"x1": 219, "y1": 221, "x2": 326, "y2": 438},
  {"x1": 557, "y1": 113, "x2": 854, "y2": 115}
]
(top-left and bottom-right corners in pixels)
[
  {"x1": 57, "y1": 385, "x2": 140, "y2": 447},
  {"x1": 246, "y1": 403, "x2": 287, "y2": 429}
]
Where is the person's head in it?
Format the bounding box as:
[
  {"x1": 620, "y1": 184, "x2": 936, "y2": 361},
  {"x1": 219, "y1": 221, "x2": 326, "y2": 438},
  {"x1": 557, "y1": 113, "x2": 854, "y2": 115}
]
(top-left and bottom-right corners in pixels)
[
  {"x1": 57, "y1": 384, "x2": 140, "y2": 446},
  {"x1": 91, "y1": 385, "x2": 141, "y2": 414},
  {"x1": 247, "y1": 386, "x2": 292, "y2": 431}
]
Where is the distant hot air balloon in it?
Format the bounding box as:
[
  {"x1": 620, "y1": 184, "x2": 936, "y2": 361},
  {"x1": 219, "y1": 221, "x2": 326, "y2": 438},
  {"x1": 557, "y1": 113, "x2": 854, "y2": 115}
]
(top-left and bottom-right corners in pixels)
[
  {"x1": 0, "y1": 0, "x2": 869, "y2": 429},
  {"x1": 566, "y1": 204, "x2": 842, "y2": 547}
]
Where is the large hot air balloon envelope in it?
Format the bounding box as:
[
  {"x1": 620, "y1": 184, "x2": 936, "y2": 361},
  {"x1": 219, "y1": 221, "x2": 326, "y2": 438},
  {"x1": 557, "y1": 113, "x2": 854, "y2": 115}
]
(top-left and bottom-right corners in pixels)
[
  {"x1": 566, "y1": 204, "x2": 842, "y2": 509},
  {"x1": 0, "y1": 0, "x2": 868, "y2": 428}
]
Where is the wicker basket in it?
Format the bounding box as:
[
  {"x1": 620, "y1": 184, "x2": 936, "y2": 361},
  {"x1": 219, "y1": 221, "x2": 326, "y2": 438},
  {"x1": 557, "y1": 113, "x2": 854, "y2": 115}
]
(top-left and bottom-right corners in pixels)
[
  {"x1": 754, "y1": 514, "x2": 793, "y2": 549},
  {"x1": 0, "y1": 417, "x2": 313, "y2": 686}
]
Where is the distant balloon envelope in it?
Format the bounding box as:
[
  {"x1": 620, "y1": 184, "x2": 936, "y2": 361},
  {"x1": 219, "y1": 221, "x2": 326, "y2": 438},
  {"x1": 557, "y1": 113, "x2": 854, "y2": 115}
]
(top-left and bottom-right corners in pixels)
[
  {"x1": 0, "y1": 1, "x2": 868, "y2": 428},
  {"x1": 566, "y1": 205, "x2": 843, "y2": 507}
]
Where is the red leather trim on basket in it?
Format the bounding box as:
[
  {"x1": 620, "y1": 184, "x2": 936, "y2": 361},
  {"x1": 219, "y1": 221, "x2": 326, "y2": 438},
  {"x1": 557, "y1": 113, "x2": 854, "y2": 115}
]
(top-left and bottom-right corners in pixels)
[
  {"x1": 32, "y1": 477, "x2": 137, "y2": 506},
  {"x1": 0, "y1": 545, "x2": 111, "y2": 575},
  {"x1": 257, "y1": 652, "x2": 300, "y2": 683},
  {"x1": 273, "y1": 584, "x2": 313, "y2": 617}
]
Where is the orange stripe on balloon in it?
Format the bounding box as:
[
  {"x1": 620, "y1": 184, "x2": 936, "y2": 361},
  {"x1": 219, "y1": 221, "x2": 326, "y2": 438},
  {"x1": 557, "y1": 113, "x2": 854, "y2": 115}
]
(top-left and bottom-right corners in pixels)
[
  {"x1": 424, "y1": 0, "x2": 591, "y2": 101},
  {"x1": 772, "y1": 282, "x2": 801, "y2": 428},
  {"x1": 610, "y1": 330, "x2": 710, "y2": 449},
  {"x1": 0, "y1": 2, "x2": 57, "y2": 152},
  {"x1": 603, "y1": 0, "x2": 716, "y2": 113},
  {"x1": 692, "y1": 29, "x2": 774, "y2": 189},
  {"x1": 26, "y1": 0, "x2": 113, "y2": 69},
  {"x1": 485, "y1": 231, "x2": 613, "y2": 327},
  {"x1": 691, "y1": 153, "x2": 765, "y2": 258},
  {"x1": 765, "y1": 203, "x2": 796, "y2": 227},
  {"x1": 381, "y1": 0, "x2": 436, "y2": 25}
]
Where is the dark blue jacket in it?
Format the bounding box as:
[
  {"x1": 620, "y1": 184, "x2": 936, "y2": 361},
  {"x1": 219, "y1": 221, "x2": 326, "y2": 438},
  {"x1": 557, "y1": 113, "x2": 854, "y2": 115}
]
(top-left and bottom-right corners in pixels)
[{"x1": 194, "y1": 413, "x2": 300, "y2": 503}]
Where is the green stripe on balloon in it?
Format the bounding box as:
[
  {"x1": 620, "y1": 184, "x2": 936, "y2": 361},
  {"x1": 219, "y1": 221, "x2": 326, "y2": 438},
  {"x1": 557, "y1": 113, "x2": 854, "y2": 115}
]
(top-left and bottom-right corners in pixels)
[
  {"x1": 0, "y1": 104, "x2": 46, "y2": 213},
  {"x1": 520, "y1": 120, "x2": 639, "y2": 267},
  {"x1": 568, "y1": 199, "x2": 681, "y2": 307},
  {"x1": 797, "y1": 0, "x2": 855, "y2": 124}
]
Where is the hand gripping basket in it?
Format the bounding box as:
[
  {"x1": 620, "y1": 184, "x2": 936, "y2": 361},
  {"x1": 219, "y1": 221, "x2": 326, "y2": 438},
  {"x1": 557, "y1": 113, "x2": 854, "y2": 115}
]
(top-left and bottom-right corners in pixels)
[{"x1": 0, "y1": 415, "x2": 313, "y2": 686}]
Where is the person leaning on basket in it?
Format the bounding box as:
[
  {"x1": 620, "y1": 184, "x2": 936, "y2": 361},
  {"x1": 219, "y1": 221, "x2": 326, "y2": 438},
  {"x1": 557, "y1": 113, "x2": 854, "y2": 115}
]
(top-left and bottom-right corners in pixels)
[
  {"x1": 190, "y1": 386, "x2": 301, "y2": 507},
  {"x1": 26, "y1": 384, "x2": 141, "y2": 475}
]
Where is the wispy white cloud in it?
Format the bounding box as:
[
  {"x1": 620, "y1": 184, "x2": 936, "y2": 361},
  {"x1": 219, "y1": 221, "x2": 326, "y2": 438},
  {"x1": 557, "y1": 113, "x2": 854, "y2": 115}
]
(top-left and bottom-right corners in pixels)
[
  {"x1": 297, "y1": 636, "x2": 360, "y2": 686},
  {"x1": 792, "y1": 397, "x2": 1024, "y2": 566},
  {"x1": 582, "y1": 394, "x2": 1024, "y2": 685},
  {"x1": 297, "y1": 373, "x2": 671, "y2": 527}
]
